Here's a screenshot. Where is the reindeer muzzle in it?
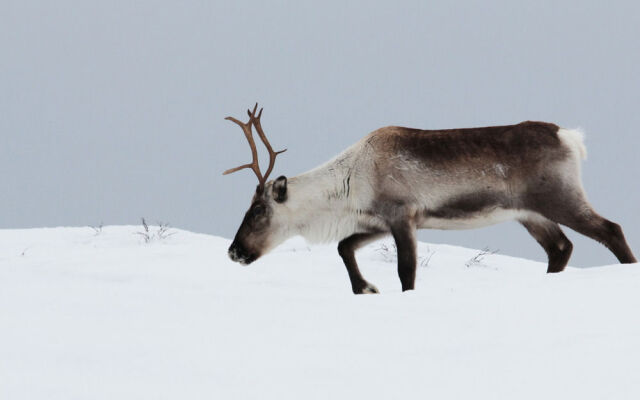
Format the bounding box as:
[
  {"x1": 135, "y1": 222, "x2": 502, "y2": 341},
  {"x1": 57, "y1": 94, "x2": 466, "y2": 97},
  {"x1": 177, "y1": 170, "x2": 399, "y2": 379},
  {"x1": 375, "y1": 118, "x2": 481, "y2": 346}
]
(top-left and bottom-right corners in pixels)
[{"x1": 228, "y1": 242, "x2": 257, "y2": 265}]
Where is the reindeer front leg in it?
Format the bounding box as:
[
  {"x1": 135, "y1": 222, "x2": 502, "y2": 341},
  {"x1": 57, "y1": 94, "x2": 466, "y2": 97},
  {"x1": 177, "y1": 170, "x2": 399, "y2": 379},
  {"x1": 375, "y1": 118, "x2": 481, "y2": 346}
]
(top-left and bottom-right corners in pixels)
[
  {"x1": 338, "y1": 232, "x2": 385, "y2": 294},
  {"x1": 390, "y1": 220, "x2": 417, "y2": 291}
]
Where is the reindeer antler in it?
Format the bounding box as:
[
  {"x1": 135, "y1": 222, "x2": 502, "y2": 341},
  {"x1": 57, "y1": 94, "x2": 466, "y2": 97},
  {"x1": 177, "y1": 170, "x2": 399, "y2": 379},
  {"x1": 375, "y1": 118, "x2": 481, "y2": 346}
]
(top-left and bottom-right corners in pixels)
[
  {"x1": 248, "y1": 105, "x2": 287, "y2": 183},
  {"x1": 223, "y1": 103, "x2": 286, "y2": 189}
]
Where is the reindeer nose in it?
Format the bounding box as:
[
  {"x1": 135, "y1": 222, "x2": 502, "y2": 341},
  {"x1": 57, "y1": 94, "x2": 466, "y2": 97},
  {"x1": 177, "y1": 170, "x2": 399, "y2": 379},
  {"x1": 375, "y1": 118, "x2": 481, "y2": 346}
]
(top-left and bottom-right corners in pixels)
[{"x1": 228, "y1": 242, "x2": 257, "y2": 265}]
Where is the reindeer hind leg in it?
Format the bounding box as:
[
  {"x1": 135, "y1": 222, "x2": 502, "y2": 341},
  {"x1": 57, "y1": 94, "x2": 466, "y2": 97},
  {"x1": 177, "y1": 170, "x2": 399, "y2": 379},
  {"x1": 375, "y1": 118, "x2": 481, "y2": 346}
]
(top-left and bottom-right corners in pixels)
[
  {"x1": 521, "y1": 216, "x2": 573, "y2": 273},
  {"x1": 527, "y1": 186, "x2": 637, "y2": 264},
  {"x1": 557, "y1": 208, "x2": 636, "y2": 264}
]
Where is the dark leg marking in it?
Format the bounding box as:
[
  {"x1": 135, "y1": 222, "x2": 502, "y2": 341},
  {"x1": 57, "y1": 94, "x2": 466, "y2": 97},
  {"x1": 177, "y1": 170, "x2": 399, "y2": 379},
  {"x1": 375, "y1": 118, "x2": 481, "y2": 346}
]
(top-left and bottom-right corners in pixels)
[
  {"x1": 525, "y1": 186, "x2": 637, "y2": 264},
  {"x1": 521, "y1": 218, "x2": 573, "y2": 273},
  {"x1": 338, "y1": 232, "x2": 386, "y2": 294},
  {"x1": 390, "y1": 221, "x2": 417, "y2": 291},
  {"x1": 560, "y1": 211, "x2": 637, "y2": 264}
]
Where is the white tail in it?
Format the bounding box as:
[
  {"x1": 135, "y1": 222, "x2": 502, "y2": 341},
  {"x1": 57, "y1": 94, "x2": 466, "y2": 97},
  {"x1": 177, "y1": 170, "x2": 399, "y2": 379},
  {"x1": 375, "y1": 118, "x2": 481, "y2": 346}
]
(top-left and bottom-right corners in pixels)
[{"x1": 558, "y1": 128, "x2": 587, "y2": 160}]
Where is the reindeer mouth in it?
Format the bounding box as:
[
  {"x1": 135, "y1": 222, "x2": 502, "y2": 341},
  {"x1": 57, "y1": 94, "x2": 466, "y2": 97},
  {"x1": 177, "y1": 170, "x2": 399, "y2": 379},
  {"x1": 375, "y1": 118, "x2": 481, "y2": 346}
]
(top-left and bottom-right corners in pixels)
[{"x1": 237, "y1": 254, "x2": 257, "y2": 265}]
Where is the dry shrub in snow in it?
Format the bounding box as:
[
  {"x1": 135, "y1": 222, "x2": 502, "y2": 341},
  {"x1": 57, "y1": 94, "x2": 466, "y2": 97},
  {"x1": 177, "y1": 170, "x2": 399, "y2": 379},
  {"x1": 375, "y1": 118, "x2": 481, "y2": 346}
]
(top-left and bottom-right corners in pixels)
[{"x1": 136, "y1": 218, "x2": 176, "y2": 243}]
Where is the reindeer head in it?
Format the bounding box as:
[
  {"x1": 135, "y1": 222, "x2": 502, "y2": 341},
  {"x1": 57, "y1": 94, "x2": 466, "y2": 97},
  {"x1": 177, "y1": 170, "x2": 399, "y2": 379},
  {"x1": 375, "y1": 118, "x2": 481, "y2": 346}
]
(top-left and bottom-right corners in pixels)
[{"x1": 224, "y1": 104, "x2": 289, "y2": 265}]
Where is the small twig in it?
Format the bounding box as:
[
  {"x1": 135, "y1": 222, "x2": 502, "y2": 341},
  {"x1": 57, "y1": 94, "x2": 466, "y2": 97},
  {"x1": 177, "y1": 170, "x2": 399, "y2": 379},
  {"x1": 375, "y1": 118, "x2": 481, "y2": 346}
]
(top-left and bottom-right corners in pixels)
[
  {"x1": 378, "y1": 243, "x2": 435, "y2": 267},
  {"x1": 136, "y1": 217, "x2": 151, "y2": 243},
  {"x1": 465, "y1": 247, "x2": 499, "y2": 268},
  {"x1": 90, "y1": 222, "x2": 104, "y2": 236},
  {"x1": 142, "y1": 218, "x2": 149, "y2": 233},
  {"x1": 155, "y1": 221, "x2": 176, "y2": 240},
  {"x1": 376, "y1": 243, "x2": 397, "y2": 263},
  {"x1": 419, "y1": 248, "x2": 436, "y2": 268}
]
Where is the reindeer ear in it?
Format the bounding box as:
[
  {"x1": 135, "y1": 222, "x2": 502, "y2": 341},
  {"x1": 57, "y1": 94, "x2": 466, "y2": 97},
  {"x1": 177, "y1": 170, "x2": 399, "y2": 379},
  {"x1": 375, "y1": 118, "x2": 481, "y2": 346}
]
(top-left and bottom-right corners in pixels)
[{"x1": 273, "y1": 176, "x2": 287, "y2": 203}]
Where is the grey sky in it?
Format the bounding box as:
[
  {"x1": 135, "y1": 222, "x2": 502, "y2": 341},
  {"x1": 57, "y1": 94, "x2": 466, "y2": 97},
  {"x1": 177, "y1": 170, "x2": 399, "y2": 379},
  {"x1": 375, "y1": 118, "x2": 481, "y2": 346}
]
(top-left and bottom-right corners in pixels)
[{"x1": 2, "y1": 1, "x2": 638, "y2": 266}]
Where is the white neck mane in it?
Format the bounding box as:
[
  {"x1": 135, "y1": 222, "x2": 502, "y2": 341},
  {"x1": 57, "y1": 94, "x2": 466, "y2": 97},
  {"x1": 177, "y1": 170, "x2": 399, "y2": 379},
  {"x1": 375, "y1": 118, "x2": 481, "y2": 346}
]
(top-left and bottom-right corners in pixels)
[{"x1": 282, "y1": 146, "x2": 372, "y2": 244}]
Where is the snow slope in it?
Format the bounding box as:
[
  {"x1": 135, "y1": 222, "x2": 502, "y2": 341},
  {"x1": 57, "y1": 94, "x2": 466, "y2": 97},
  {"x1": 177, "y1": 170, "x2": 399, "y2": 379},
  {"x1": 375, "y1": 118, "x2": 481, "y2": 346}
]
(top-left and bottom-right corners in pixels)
[{"x1": 1, "y1": 226, "x2": 639, "y2": 399}]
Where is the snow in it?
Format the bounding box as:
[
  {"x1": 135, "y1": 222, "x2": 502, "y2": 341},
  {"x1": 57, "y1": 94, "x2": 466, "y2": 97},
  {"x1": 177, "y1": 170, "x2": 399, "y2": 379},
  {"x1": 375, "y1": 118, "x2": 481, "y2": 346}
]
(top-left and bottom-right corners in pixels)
[{"x1": 1, "y1": 226, "x2": 639, "y2": 399}]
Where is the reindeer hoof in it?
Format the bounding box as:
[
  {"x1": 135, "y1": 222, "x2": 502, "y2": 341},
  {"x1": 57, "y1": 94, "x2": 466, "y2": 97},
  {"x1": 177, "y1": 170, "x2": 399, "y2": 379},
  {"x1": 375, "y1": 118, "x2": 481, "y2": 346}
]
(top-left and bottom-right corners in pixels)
[{"x1": 354, "y1": 282, "x2": 379, "y2": 295}]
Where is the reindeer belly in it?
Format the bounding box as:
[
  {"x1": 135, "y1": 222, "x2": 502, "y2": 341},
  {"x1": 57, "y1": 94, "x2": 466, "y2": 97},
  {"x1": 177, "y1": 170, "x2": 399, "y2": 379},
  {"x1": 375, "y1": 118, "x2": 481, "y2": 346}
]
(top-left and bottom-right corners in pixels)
[
  {"x1": 419, "y1": 208, "x2": 533, "y2": 230},
  {"x1": 415, "y1": 184, "x2": 533, "y2": 230}
]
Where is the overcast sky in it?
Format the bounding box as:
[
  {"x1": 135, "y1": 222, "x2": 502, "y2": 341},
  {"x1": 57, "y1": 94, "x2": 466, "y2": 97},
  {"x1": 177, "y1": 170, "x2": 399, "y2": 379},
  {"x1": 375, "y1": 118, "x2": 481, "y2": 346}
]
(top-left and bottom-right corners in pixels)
[{"x1": 2, "y1": 1, "x2": 639, "y2": 266}]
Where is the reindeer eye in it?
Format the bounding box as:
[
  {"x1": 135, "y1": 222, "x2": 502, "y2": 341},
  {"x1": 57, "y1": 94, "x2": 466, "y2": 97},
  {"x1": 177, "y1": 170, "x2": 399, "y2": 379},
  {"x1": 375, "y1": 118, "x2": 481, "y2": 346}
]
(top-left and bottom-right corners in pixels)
[{"x1": 253, "y1": 205, "x2": 265, "y2": 216}]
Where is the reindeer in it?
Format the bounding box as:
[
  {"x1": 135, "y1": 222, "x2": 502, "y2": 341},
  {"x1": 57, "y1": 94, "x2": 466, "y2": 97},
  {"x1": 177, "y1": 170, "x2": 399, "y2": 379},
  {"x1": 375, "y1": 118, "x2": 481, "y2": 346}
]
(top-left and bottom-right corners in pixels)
[{"x1": 225, "y1": 104, "x2": 636, "y2": 294}]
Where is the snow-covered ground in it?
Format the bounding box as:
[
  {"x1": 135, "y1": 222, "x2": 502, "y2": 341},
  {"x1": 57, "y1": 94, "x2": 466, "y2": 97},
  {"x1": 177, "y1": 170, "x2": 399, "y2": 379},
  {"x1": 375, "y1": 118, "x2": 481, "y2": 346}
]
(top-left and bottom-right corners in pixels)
[{"x1": 1, "y1": 226, "x2": 639, "y2": 399}]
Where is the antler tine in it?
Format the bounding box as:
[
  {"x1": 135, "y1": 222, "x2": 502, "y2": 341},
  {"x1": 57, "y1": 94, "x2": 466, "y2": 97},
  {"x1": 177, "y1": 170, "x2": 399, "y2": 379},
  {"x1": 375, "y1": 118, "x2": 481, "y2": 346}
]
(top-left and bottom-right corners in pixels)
[
  {"x1": 247, "y1": 103, "x2": 259, "y2": 119},
  {"x1": 222, "y1": 114, "x2": 264, "y2": 185},
  {"x1": 249, "y1": 106, "x2": 287, "y2": 183}
]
